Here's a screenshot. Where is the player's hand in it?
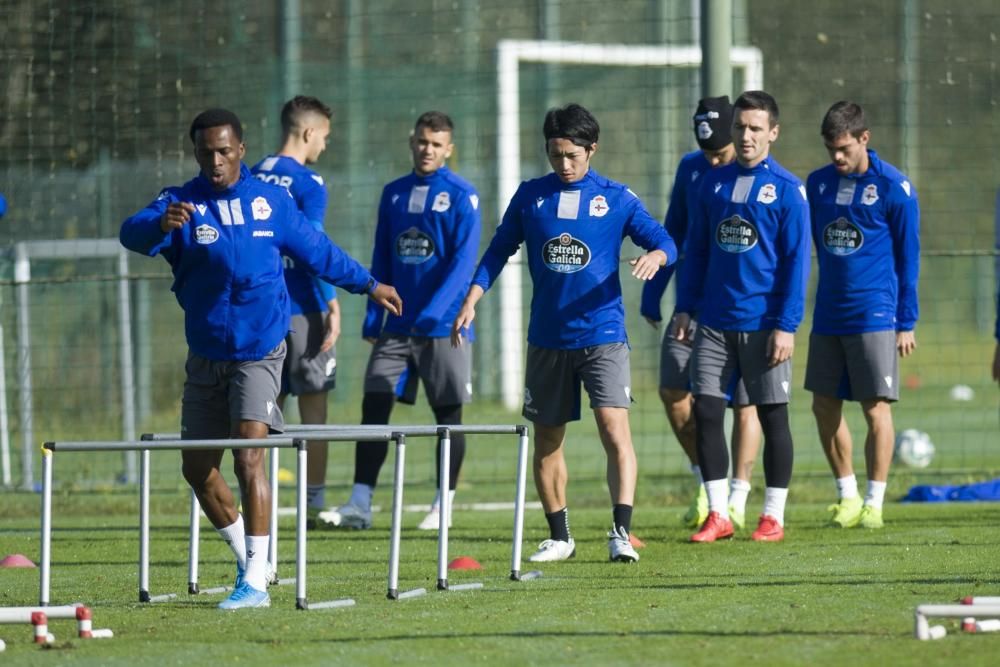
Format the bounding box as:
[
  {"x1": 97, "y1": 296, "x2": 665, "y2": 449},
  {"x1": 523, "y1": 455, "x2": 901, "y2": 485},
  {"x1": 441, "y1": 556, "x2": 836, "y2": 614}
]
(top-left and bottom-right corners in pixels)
[
  {"x1": 670, "y1": 312, "x2": 693, "y2": 344},
  {"x1": 370, "y1": 283, "x2": 402, "y2": 317},
  {"x1": 320, "y1": 309, "x2": 341, "y2": 353},
  {"x1": 629, "y1": 250, "x2": 666, "y2": 281},
  {"x1": 644, "y1": 316, "x2": 660, "y2": 330},
  {"x1": 160, "y1": 202, "x2": 195, "y2": 232},
  {"x1": 451, "y1": 303, "x2": 476, "y2": 348},
  {"x1": 896, "y1": 330, "x2": 916, "y2": 358},
  {"x1": 767, "y1": 329, "x2": 794, "y2": 367}
]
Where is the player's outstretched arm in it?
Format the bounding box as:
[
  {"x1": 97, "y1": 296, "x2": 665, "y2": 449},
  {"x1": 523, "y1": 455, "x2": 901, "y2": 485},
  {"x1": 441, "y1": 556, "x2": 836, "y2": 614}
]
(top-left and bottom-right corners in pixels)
[
  {"x1": 369, "y1": 283, "x2": 402, "y2": 317},
  {"x1": 451, "y1": 285, "x2": 484, "y2": 347}
]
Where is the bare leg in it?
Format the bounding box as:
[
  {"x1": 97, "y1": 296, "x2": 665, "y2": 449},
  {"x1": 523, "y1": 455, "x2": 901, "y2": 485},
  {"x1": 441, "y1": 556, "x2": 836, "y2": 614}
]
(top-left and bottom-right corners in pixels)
[
  {"x1": 181, "y1": 448, "x2": 237, "y2": 529},
  {"x1": 298, "y1": 391, "x2": 330, "y2": 486},
  {"x1": 812, "y1": 393, "x2": 854, "y2": 478},
  {"x1": 659, "y1": 388, "x2": 696, "y2": 464},
  {"x1": 730, "y1": 404, "x2": 762, "y2": 482},
  {"x1": 532, "y1": 422, "x2": 568, "y2": 513},
  {"x1": 232, "y1": 420, "x2": 271, "y2": 535},
  {"x1": 861, "y1": 398, "x2": 894, "y2": 483},
  {"x1": 594, "y1": 407, "x2": 636, "y2": 505}
]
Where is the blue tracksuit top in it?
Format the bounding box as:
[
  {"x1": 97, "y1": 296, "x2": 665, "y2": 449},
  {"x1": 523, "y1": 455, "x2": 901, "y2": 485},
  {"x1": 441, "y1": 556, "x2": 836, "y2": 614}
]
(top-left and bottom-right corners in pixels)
[
  {"x1": 676, "y1": 155, "x2": 811, "y2": 333},
  {"x1": 472, "y1": 169, "x2": 677, "y2": 350},
  {"x1": 362, "y1": 166, "x2": 481, "y2": 339},
  {"x1": 120, "y1": 165, "x2": 373, "y2": 361},
  {"x1": 640, "y1": 150, "x2": 712, "y2": 322},
  {"x1": 251, "y1": 154, "x2": 336, "y2": 315},
  {"x1": 806, "y1": 150, "x2": 920, "y2": 335}
]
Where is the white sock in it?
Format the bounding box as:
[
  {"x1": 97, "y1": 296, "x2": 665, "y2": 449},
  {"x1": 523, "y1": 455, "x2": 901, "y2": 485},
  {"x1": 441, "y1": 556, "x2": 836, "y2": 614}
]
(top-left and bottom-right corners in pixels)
[
  {"x1": 729, "y1": 478, "x2": 751, "y2": 513},
  {"x1": 763, "y1": 487, "x2": 789, "y2": 525},
  {"x1": 431, "y1": 489, "x2": 456, "y2": 512},
  {"x1": 349, "y1": 483, "x2": 374, "y2": 510},
  {"x1": 244, "y1": 535, "x2": 270, "y2": 591},
  {"x1": 865, "y1": 480, "x2": 887, "y2": 509},
  {"x1": 690, "y1": 464, "x2": 704, "y2": 486},
  {"x1": 216, "y1": 515, "x2": 247, "y2": 571},
  {"x1": 836, "y1": 474, "x2": 859, "y2": 499},
  {"x1": 704, "y1": 478, "x2": 729, "y2": 518},
  {"x1": 307, "y1": 484, "x2": 326, "y2": 510}
]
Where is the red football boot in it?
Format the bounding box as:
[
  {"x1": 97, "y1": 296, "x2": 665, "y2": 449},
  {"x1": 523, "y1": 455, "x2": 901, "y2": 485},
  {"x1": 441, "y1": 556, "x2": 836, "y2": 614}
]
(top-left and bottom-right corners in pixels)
[
  {"x1": 690, "y1": 511, "x2": 735, "y2": 543},
  {"x1": 751, "y1": 514, "x2": 785, "y2": 542}
]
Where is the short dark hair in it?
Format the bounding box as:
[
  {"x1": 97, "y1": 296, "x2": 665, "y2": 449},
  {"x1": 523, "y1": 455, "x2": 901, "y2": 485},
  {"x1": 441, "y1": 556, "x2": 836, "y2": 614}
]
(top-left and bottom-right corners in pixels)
[
  {"x1": 414, "y1": 111, "x2": 454, "y2": 134},
  {"x1": 189, "y1": 108, "x2": 243, "y2": 143},
  {"x1": 280, "y1": 95, "x2": 333, "y2": 133},
  {"x1": 821, "y1": 101, "x2": 868, "y2": 141},
  {"x1": 733, "y1": 91, "x2": 780, "y2": 127},
  {"x1": 543, "y1": 103, "x2": 600, "y2": 148}
]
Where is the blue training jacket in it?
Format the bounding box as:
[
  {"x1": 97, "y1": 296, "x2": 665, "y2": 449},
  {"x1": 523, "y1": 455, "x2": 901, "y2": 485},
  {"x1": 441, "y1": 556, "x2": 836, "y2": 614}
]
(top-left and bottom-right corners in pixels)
[
  {"x1": 472, "y1": 169, "x2": 677, "y2": 350},
  {"x1": 120, "y1": 165, "x2": 373, "y2": 361},
  {"x1": 640, "y1": 150, "x2": 712, "y2": 322},
  {"x1": 363, "y1": 166, "x2": 481, "y2": 339},
  {"x1": 251, "y1": 154, "x2": 336, "y2": 315},
  {"x1": 676, "y1": 155, "x2": 811, "y2": 333},
  {"x1": 806, "y1": 150, "x2": 920, "y2": 335}
]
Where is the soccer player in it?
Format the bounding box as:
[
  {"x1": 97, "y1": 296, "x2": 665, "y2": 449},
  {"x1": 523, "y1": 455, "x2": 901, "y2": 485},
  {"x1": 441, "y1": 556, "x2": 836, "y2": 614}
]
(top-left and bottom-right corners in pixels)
[
  {"x1": 452, "y1": 103, "x2": 677, "y2": 563},
  {"x1": 0, "y1": 192, "x2": 6, "y2": 218},
  {"x1": 674, "y1": 90, "x2": 810, "y2": 543},
  {"x1": 119, "y1": 108, "x2": 402, "y2": 609},
  {"x1": 251, "y1": 96, "x2": 340, "y2": 529},
  {"x1": 805, "y1": 101, "x2": 920, "y2": 529},
  {"x1": 323, "y1": 111, "x2": 481, "y2": 531},
  {"x1": 640, "y1": 96, "x2": 762, "y2": 531},
  {"x1": 994, "y1": 285, "x2": 1000, "y2": 387}
]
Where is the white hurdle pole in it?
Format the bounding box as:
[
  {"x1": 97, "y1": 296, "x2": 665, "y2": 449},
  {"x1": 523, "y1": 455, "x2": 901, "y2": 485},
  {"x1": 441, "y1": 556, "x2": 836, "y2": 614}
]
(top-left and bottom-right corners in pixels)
[
  {"x1": 187, "y1": 490, "x2": 201, "y2": 594},
  {"x1": 510, "y1": 425, "x2": 529, "y2": 581},
  {"x1": 39, "y1": 448, "x2": 53, "y2": 606},
  {"x1": 294, "y1": 438, "x2": 307, "y2": 609},
  {"x1": 387, "y1": 433, "x2": 406, "y2": 600},
  {"x1": 269, "y1": 446, "x2": 279, "y2": 578},
  {"x1": 138, "y1": 449, "x2": 151, "y2": 602},
  {"x1": 915, "y1": 603, "x2": 1000, "y2": 639},
  {"x1": 436, "y1": 427, "x2": 451, "y2": 591}
]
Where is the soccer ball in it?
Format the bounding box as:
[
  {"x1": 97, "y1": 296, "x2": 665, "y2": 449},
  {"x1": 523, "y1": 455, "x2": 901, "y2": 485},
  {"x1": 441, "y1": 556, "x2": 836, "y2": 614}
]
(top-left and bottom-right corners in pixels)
[{"x1": 894, "y1": 429, "x2": 935, "y2": 468}]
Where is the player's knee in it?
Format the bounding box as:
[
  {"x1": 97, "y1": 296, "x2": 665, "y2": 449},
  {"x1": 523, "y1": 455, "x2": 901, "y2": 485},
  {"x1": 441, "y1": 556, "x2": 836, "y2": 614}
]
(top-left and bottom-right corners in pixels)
[
  {"x1": 361, "y1": 392, "x2": 394, "y2": 424},
  {"x1": 756, "y1": 403, "x2": 790, "y2": 436},
  {"x1": 231, "y1": 449, "x2": 266, "y2": 483},
  {"x1": 693, "y1": 395, "x2": 726, "y2": 430},
  {"x1": 432, "y1": 403, "x2": 462, "y2": 426}
]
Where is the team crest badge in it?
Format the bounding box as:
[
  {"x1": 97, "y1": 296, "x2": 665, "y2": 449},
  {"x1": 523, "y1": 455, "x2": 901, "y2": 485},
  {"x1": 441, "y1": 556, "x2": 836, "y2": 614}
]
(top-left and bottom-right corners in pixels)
[
  {"x1": 432, "y1": 191, "x2": 451, "y2": 212},
  {"x1": 589, "y1": 195, "x2": 610, "y2": 217},
  {"x1": 861, "y1": 184, "x2": 879, "y2": 206},
  {"x1": 251, "y1": 196, "x2": 272, "y2": 220},
  {"x1": 757, "y1": 183, "x2": 777, "y2": 204}
]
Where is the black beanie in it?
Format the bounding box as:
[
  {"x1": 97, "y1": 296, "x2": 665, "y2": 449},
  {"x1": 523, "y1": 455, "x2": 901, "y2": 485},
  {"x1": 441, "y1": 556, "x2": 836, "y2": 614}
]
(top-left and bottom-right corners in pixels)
[{"x1": 693, "y1": 96, "x2": 733, "y2": 150}]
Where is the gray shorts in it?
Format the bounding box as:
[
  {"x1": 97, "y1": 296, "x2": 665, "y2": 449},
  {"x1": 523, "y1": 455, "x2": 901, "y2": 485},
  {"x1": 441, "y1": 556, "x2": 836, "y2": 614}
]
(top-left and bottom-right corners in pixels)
[
  {"x1": 181, "y1": 341, "x2": 286, "y2": 439},
  {"x1": 523, "y1": 342, "x2": 632, "y2": 426},
  {"x1": 690, "y1": 325, "x2": 792, "y2": 405},
  {"x1": 660, "y1": 320, "x2": 749, "y2": 404},
  {"x1": 364, "y1": 334, "x2": 472, "y2": 407},
  {"x1": 284, "y1": 312, "x2": 336, "y2": 396},
  {"x1": 804, "y1": 330, "x2": 899, "y2": 402}
]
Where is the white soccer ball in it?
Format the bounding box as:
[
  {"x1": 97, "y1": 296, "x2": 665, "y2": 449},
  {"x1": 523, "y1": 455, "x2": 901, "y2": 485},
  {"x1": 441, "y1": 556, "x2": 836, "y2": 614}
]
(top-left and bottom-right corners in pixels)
[{"x1": 894, "y1": 429, "x2": 935, "y2": 468}]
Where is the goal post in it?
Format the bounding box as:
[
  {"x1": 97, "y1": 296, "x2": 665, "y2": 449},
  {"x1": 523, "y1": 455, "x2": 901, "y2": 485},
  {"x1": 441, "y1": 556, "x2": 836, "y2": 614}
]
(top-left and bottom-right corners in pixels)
[{"x1": 494, "y1": 39, "x2": 764, "y2": 410}]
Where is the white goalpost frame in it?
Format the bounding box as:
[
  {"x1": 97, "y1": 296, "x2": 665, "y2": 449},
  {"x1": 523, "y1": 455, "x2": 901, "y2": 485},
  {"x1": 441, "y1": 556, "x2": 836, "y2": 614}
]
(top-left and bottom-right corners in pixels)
[{"x1": 495, "y1": 39, "x2": 764, "y2": 409}]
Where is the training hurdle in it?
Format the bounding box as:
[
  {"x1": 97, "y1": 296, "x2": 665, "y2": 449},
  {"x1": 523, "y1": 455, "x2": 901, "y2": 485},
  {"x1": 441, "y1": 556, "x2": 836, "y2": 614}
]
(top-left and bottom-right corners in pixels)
[
  {"x1": 148, "y1": 423, "x2": 530, "y2": 601},
  {"x1": 39, "y1": 436, "x2": 319, "y2": 609},
  {"x1": 914, "y1": 603, "x2": 1000, "y2": 639},
  {"x1": 286, "y1": 424, "x2": 530, "y2": 598},
  {"x1": 0, "y1": 604, "x2": 112, "y2": 642}
]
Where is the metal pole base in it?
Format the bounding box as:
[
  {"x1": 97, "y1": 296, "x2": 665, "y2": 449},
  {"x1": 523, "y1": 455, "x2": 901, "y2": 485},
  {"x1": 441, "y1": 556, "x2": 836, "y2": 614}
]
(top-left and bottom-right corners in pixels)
[
  {"x1": 188, "y1": 583, "x2": 199, "y2": 595},
  {"x1": 437, "y1": 578, "x2": 448, "y2": 591},
  {"x1": 510, "y1": 570, "x2": 520, "y2": 581},
  {"x1": 139, "y1": 590, "x2": 150, "y2": 603},
  {"x1": 296, "y1": 598, "x2": 308, "y2": 610},
  {"x1": 387, "y1": 588, "x2": 398, "y2": 600}
]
